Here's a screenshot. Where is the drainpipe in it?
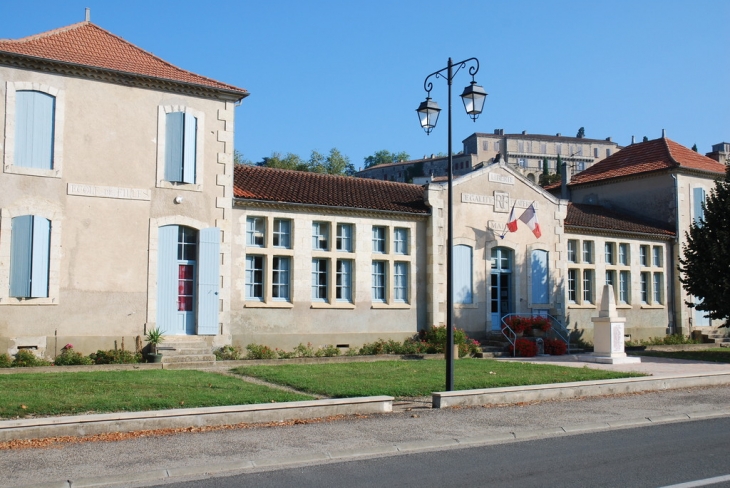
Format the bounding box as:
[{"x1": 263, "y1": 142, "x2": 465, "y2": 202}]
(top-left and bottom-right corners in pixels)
[
  {"x1": 670, "y1": 174, "x2": 679, "y2": 335},
  {"x1": 560, "y1": 161, "x2": 569, "y2": 200}
]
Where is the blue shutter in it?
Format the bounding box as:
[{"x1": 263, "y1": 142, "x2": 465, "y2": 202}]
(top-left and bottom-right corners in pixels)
[
  {"x1": 693, "y1": 188, "x2": 706, "y2": 225},
  {"x1": 30, "y1": 217, "x2": 51, "y2": 298},
  {"x1": 9, "y1": 216, "x2": 33, "y2": 297},
  {"x1": 453, "y1": 245, "x2": 473, "y2": 304},
  {"x1": 156, "y1": 225, "x2": 178, "y2": 334},
  {"x1": 15, "y1": 91, "x2": 55, "y2": 170},
  {"x1": 182, "y1": 113, "x2": 197, "y2": 184},
  {"x1": 531, "y1": 250, "x2": 549, "y2": 304},
  {"x1": 197, "y1": 227, "x2": 220, "y2": 335},
  {"x1": 165, "y1": 112, "x2": 184, "y2": 182}
]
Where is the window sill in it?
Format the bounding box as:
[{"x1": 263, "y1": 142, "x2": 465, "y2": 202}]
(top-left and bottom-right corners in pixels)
[
  {"x1": 310, "y1": 302, "x2": 355, "y2": 309},
  {"x1": 0, "y1": 297, "x2": 57, "y2": 305},
  {"x1": 455, "y1": 303, "x2": 478, "y2": 309},
  {"x1": 4, "y1": 165, "x2": 61, "y2": 178},
  {"x1": 616, "y1": 304, "x2": 632, "y2": 309},
  {"x1": 371, "y1": 303, "x2": 411, "y2": 309},
  {"x1": 567, "y1": 304, "x2": 596, "y2": 309},
  {"x1": 244, "y1": 301, "x2": 293, "y2": 309},
  {"x1": 640, "y1": 304, "x2": 665, "y2": 309},
  {"x1": 157, "y1": 181, "x2": 201, "y2": 192}
]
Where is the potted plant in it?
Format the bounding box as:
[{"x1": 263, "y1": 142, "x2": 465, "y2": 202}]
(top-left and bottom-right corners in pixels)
[
  {"x1": 145, "y1": 327, "x2": 165, "y2": 363},
  {"x1": 530, "y1": 316, "x2": 552, "y2": 337},
  {"x1": 502, "y1": 316, "x2": 530, "y2": 337}
]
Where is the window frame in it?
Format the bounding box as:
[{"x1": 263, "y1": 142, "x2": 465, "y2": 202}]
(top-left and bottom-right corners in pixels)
[
  {"x1": 567, "y1": 240, "x2": 578, "y2": 263},
  {"x1": 371, "y1": 260, "x2": 387, "y2": 303},
  {"x1": 271, "y1": 256, "x2": 290, "y2": 301},
  {"x1": 312, "y1": 222, "x2": 330, "y2": 251},
  {"x1": 336, "y1": 223, "x2": 353, "y2": 252},
  {"x1": 372, "y1": 226, "x2": 387, "y2": 254},
  {"x1": 394, "y1": 227, "x2": 409, "y2": 255},
  {"x1": 272, "y1": 219, "x2": 291, "y2": 249},
  {"x1": 394, "y1": 261, "x2": 408, "y2": 303},
  {"x1": 245, "y1": 255, "x2": 265, "y2": 301},
  {"x1": 156, "y1": 105, "x2": 205, "y2": 191},
  {"x1": 336, "y1": 259, "x2": 353, "y2": 303},
  {"x1": 246, "y1": 217, "x2": 266, "y2": 247}
]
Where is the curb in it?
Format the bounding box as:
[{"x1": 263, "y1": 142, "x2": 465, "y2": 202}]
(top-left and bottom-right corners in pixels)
[{"x1": 18, "y1": 408, "x2": 730, "y2": 488}]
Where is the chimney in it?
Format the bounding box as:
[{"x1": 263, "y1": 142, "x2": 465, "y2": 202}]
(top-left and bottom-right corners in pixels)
[
  {"x1": 522, "y1": 130, "x2": 527, "y2": 135},
  {"x1": 494, "y1": 129, "x2": 504, "y2": 136},
  {"x1": 606, "y1": 137, "x2": 612, "y2": 142},
  {"x1": 631, "y1": 135, "x2": 635, "y2": 144},
  {"x1": 556, "y1": 133, "x2": 561, "y2": 137},
  {"x1": 662, "y1": 129, "x2": 666, "y2": 138},
  {"x1": 85, "y1": 7, "x2": 90, "y2": 21}
]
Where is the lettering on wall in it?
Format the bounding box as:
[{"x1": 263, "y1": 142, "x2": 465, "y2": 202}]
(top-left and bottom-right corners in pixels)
[
  {"x1": 67, "y1": 183, "x2": 151, "y2": 201},
  {"x1": 494, "y1": 191, "x2": 510, "y2": 213},
  {"x1": 462, "y1": 192, "x2": 540, "y2": 212},
  {"x1": 488, "y1": 173, "x2": 514, "y2": 185}
]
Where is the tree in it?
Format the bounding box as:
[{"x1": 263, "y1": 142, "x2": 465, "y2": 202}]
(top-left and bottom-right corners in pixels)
[
  {"x1": 576, "y1": 127, "x2": 585, "y2": 138},
  {"x1": 643, "y1": 136, "x2": 649, "y2": 142},
  {"x1": 324, "y1": 148, "x2": 355, "y2": 176},
  {"x1": 678, "y1": 164, "x2": 730, "y2": 326},
  {"x1": 363, "y1": 150, "x2": 410, "y2": 169},
  {"x1": 542, "y1": 157, "x2": 549, "y2": 176},
  {"x1": 692, "y1": 144, "x2": 698, "y2": 152},
  {"x1": 257, "y1": 148, "x2": 354, "y2": 176},
  {"x1": 234, "y1": 150, "x2": 252, "y2": 165},
  {"x1": 258, "y1": 152, "x2": 309, "y2": 172}
]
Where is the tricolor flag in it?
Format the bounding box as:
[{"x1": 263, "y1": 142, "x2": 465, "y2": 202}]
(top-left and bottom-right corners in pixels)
[
  {"x1": 518, "y1": 203, "x2": 541, "y2": 238},
  {"x1": 505, "y1": 204, "x2": 519, "y2": 233}
]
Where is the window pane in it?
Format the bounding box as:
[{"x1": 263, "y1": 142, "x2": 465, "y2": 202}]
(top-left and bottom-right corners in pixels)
[
  {"x1": 337, "y1": 224, "x2": 352, "y2": 252},
  {"x1": 273, "y1": 219, "x2": 290, "y2": 248},
  {"x1": 312, "y1": 259, "x2": 328, "y2": 300},
  {"x1": 372, "y1": 226, "x2": 386, "y2": 253},
  {"x1": 336, "y1": 259, "x2": 352, "y2": 301},
  {"x1": 394, "y1": 228, "x2": 408, "y2": 254},
  {"x1": 245, "y1": 256, "x2": 264, "y2": 299},
  {"x1": 313, "y1": 222, "x2": 329, "y2": 250},
  {"x1": 372, "y1": 261, "x2": 386, "y2": 301},
  {"x1": 394, "y1": 262, "x2": 408, "y2": 302}
]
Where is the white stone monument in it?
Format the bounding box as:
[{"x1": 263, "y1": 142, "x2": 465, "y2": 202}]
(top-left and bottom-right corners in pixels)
[{"x1": 587, "y1": 285, "x2": 641, "y2": 364}]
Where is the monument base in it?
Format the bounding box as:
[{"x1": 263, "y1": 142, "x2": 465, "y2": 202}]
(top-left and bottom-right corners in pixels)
[{"x1": 581, "y1": 354, "x2": 642, "y2": 364}]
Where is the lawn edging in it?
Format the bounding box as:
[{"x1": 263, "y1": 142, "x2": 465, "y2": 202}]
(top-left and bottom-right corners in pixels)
[
  {"x1": 0, "y1": 396, "x2": 394, "y2": 442},
  {"x1": 432, "y1": 371, "x2": 730, "y2": 408}
]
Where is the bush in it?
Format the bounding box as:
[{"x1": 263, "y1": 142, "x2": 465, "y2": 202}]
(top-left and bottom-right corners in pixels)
[
  {"x1": 509, "y1": 338, "x2": 538, "y2": 357},
  {"x1": 625, "y1": 334, "x2": 700, "y2": 347},
  {"x1": 53, "y1": 345, "x2": 93, "y2": 366},
  {"x1": 12, "y1": 349, "x2": 51, "y2": 367},
  {"x1": 214, "y1": 345, "x2": 242, "y2": 361},
  {"x1": 543, "y1": 338, "x2": 567, "y2": 356},
  {"x1": 246, "y1": 343, "x2": 277, "y2": 360},
  {"x1": 315, "y1": 345, "x2": 341, "y2": 357},
  {"x1": 0, "y1": 353, "x2": 12, "y2": 368},
  {"x1": 293, "y1": 342, "x2": 315, "y2": 358},
  {"x1": 89, "y1": 349, "x2": 142, "y2": 364},
  {"x1": 419, "y1": 326, "x2": 481, "y2": 357}
]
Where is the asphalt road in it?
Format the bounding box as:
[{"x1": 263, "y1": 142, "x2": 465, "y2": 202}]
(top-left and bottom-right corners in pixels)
[{"x1": 151, "y1": 418, "x2": 730, "y2": 488}]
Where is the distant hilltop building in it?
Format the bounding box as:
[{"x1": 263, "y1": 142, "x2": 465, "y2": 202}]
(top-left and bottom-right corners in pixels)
[
  {"x1": 705, "y1": 142, "x2": 730, "y2": 164},
  {"x1": 357, "y1": 130, "x2": 622, "y2": 184}
]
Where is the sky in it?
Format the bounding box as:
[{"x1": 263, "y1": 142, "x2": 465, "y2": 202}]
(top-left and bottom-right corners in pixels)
[{"x1": 2, "y1": 1, "x2": 728, "y2": 170}]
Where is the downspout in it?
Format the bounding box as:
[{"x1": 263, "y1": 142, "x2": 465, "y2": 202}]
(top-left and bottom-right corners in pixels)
[{"x1": 670, "y1": 174, "x2": 679, "y2": 335}]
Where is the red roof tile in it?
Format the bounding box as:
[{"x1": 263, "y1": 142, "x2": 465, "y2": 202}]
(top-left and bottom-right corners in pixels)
[
  {"x1": 565, "y1": 203, "x2": 675, "y2": 237},
  {"x1": 234, "y1": 165, "x2": 430, "y2": 214},
  {"x1": 568, "y1": 137, "x2": 725, "y2": 186},
  {"x1": 0, "y1": 22, "x2": 247, "y2": 96}
]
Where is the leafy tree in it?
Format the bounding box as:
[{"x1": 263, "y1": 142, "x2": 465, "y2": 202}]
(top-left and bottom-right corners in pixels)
[
  {"x1": 258, "y1": 152, "x2": 309, "y2": 172},
  {"x1": 692, "y1": 144, "x2": 698, "y2": 152},
  {"x1": 576, "y1": 127, "x2": 585, "y2": 138},
  {"x1": 679, "y1": 164, "x2": 730, "y2": 326},
  {"x1": 257, "y1": 148, "x2": 354, "y2": 176},
  {"x1": 363, "y1": 150, "x2": 410, "y2": 169},
  {"x1": 323, "y1": 148, "x2": 355, "y2": 176},
  {"x1": 234, "y1": 150, "x2": 252, "y2": 165}
]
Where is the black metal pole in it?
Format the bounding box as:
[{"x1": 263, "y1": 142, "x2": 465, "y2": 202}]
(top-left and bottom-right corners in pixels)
[{"x1": 445, "y1": 58, "x2": 454, "y2": 392}]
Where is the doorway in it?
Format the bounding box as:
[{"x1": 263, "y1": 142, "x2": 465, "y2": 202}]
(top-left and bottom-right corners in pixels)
[{"x1": 490, "y1": 247, "x2": 512, "y2": 330}]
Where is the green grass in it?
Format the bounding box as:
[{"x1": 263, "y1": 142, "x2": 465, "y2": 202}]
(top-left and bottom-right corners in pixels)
[
  {"x1": 0, "y1": 370, "x2": 313, "y2": 419},
  {"x1": 233, "y1": 359, "x2": 644, "y2": 398},
  {"x1": 635, "y1": 349, "x2": 730, "y2": 363}
]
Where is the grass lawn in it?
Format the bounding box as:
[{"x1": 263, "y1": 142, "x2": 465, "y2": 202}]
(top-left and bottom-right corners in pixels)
[
  {"x1": 233, "y1": 359, "x2": 644, "y2": 398},
  {"x1": 0, "y1": 370, "x2": 313, "y2": 419},
  {"x1": 635, "y1": 349, "x2": 730, "y2": 363}
]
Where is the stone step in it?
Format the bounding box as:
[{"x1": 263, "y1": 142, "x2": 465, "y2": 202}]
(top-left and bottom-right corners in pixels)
[
  {"x1": 157, "y1": 347, "x2": 211, "y2": 356},
  {"x1": 163, "y1": 361, "x2": 217, "y2": 369},
  {"x1": 161, "y1": 354, "x2": 216, "y2": 363}
]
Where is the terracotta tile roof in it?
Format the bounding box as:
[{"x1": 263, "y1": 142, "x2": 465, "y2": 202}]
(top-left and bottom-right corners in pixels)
[
  {"x1": 565, "y1": 203, "x2": 675, "y2": 238},
  {"x1": 568, "y1": 137, "x2": 725, "y2": 186},
  {"x1": 0, "y1": 22, "x2": 247, "y2": 96},
  {"x1": 233, "y1": 165, "x2": 430, "y2": 214}
]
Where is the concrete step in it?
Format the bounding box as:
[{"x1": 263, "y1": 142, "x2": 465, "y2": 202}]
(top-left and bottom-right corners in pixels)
[
  {"x1": 157, "y1": 347, "x2": 211, "y2": 356},
  {"x1": 161, "y1": 354, "x2": 216, "y2": 363},
  {"x1": 163, "y1": 361, "x2": 217, "y2": 369}
]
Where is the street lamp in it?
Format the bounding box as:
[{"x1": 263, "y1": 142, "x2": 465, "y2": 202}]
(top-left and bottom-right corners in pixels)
[{"x1": 416, "y1": 57, "x2": 486, "y2": 392}]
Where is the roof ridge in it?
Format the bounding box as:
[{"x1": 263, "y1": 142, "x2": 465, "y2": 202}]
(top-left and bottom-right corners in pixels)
[
  {"x1": 0, "y1": 20, "x2": 88, "y2": 43},
  {"x1": 662, "y1": 137, "x2": 681, "y2": 168},
  {"x1": 240, "y1": 165, "x2": 423, "y2": 188}
]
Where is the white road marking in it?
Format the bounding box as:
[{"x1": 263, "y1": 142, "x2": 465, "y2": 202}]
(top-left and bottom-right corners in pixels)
[{"x1": 659, "y1": 474, "x2": 730, "y2": 488}]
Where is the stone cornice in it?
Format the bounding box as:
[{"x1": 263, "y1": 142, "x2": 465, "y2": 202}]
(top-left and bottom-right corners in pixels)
[
  {"x1": 233, "y1": 198, "x2": 430, "y2": 221},
  {"x1": 565, "y1": 225, "x2": 674, "y2": 241}
]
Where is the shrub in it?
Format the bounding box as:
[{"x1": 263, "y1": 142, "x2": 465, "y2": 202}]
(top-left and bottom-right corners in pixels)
[
  {"x1": 12, "y1": 349, "x2": 51, "y2": 367},
  {"x1": 53, "y1": 345, "x2": 93, "y2": 366},
  {"x1": 276, "y1": 349, "x2": 296, "y2": 359},
  {"x1": 214, "y1": 345, "x2": 242, "y2": 361},
  {"x1": 246, "y1": 343, "x2": 277, "y2": 360},
  {"x1": 509, "y1": 338, "x2": 538, "y2": 357},
  {"x1": 543, "y1": 338, "x2": 567, "y2": 355},
  {"x1": 89, "y1": 349, "x2": 142, "y2": 364},
  {"x1": 0, "y1": 353, "x2": 12, "y2": 368},
  {"x1": 530, "y1": 316, "x2": 552, "y2": 333},
  {"x1": 315, "y1": 345, "x2": 341, "y2": 357},
  {"x1": 502, "y1": 316, "x2": 531, "y2": 335},
  {"x1": 419, "y1": 326, "x2": 481, "y2": 357},
  {"x1": 293, "y1": 342, "x2": 315, "y2": 358}
]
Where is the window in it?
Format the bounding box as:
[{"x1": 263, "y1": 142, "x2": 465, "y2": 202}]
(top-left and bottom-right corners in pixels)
[
  {"x1": 619, "y1": 271, "x2": 630, "y2": 304},
  {"x1": 272, "y1": 257, "x2": 290, "y2": 301},
  {"x1": 494, "y1": 141, "x2": 500, "y2": 151},
  {"x1": 606, "y1": 270, "x2": 616, "y2": 287},
  {"x1": 594, "y1": 147, "x2": 599, "y2": 158},
  {"x1": 606, "y1": 148, "x2": 612, "y2": 158},
  {"x1": 540, "y1": 142, "x2": 547, "y2": 153},
  {"x1": 245, "y1": 255, "x2": 264, "y2": 300},
  {"x1": 165, "y1": 111, "x2": 197, "y2": 183},
  {"x1": 531, "y1": 250, "x2": 549, "y2": 304},
  {"x1": 336, "y1": 224, "x2": 353, "y2": 252},
  {"x1": 567, "y1": 269, "x2": 577, "y2": 303},
  {"x1": 454, "y1": 244, "x2": 473, "y2": 304},
  {"x1": 567, "y1": 240, "x2": 577, "y2": 263},
  {"x1": 653, "y1": 273, "x2": 663, "y2": 304},
  {"x1": 576, "y1": 161, "x2": 585, "y2": 172},
  {"x1": 312, "y1": 222, "x2": 329, "y2": 250},
  {"x1": 9, "y1": 215, "x2": 51, "y2": 298},
  {"x1": 394, "y1": 228, "x2": 408, "y2": 254},
  {"x1": 556, "y1": 143, "x2": 562, "y2": 155},
  {"x1": 693, "y1": 188, "x2": 706, "y2": 225},
  {"x1": 273, "y1": 219, "x2": 291, "y2": 248},
  {"x1": 582, "y1": 241, "x2": 593, "y2": 264},
  {"x1": 652, "y1": 247, "x2": 662, "y2": 267},
  {"x1": 336, "y1": 259, "x2": 353, "y2": 302},
  {"x1": 639, "y1": 246, "x2": 649, "y2": 266},
  {"x1": 14, "y1": 91, "x2": 56, "y2": 170},
  {"x1": 394, "y1": 262, "x2": 408, "y2": 303},
  {"x1": 605, "y1": 242, "x2": 615, "y2": 265},
  {"x1": 372, "y1": 261, "x2": 386, "y2": 302},
  {"x1": 518, "y1": 141, "x2": 524, "y2": 152},
  {"x1": 582, "y1": 270, "x2": 593, "y2": 304},
  {"x1": 312, "y1": 258, "x2": 328, "y2": 301},
  {"x1": 618, "y1": 243, "x2": 629, "y2": 265},
  {"x1": 246, "y1": 217, "x2": 265, "y2": 247},
  {"x1": 518, "y1": 158, "x2": 527, "y2": 168},
  {"x1": 372, "y1": 226, "x2": 386, "y2": 253},
  {"x1": 640, "y1": 272, "x2": 649, "y2": 303}
]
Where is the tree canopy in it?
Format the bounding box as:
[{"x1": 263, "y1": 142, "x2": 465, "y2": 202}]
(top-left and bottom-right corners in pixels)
[
  {"x1": 678, "y1": 165, "x2": 730, "y2": 326},
  {"x1": 238, "y1": 148, "x2": 356, "y2": 176},
  {"x1": 363, "y1": 150, "x2": 410, "y2": 169},
  {"x1": 576, "y1": 127, "x2": 585, "y2": 138}
]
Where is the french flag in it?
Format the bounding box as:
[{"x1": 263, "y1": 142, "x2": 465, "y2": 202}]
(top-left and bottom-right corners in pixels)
[
  {"x1": 506, "y1": 205, "x2": 519, "y2": 233},
  {"x1": 519, "y1": 203, "x2": 541, "y2": 238}
]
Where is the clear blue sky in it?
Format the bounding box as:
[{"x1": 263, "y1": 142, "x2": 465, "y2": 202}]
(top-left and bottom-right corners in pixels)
[{"x1": 2, "y1": 1, "x2": 728, "y2": 170}]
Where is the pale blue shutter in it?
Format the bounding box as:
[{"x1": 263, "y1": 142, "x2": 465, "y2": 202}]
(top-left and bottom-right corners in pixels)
[
  {"x1": 30, "y1": 217, "x2": 50, "y2": 298},
  {"x1": 9, "y1": 216, "x2": 33, "y2": 297},
  {"x1": 197, "y1": 227, "x2": 220, "y2": 335},
  {"x1": 531, "y1": 250, "x2": 549, "y2": 304},
  {"x1": 156, "y1": 225, "x2": 178, "y2": 334},
  {"x1": 15, "y1": 91, "x2": 55, "y2": 170},
  {"x1": 182, "y1": 113, "x2": 197, "y2": 184},
  {"x1": 693, "y1": 188, "x2": 706, "y2": 225},
  {"x1": 165, "y1": 112, "x2": 184, "y2": 182},
  {"x1": 453, "y1": 245, "x2": 473, "y2": 304}
]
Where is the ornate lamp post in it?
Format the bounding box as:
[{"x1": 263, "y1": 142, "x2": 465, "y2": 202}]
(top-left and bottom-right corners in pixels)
[{"x1": 417, "y1": 58, "x2": 486, "y2": 391}]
